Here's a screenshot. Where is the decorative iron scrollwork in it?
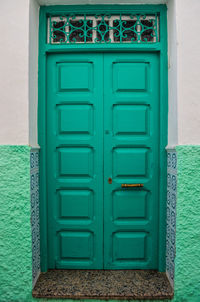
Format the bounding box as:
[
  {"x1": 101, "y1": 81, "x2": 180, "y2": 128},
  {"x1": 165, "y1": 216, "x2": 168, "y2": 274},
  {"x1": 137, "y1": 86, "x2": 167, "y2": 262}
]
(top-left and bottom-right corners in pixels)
[{"x1": 48, "y1": 13, "x2": 159, "y2": 44}]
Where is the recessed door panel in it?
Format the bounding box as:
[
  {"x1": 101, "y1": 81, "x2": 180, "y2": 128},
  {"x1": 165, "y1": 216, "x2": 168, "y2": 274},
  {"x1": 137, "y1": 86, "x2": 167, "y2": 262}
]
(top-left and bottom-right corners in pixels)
[
  {"x1": 113, "y1": 148, "x2": 148, "y2": 178},
  {"x1": 113, "y1": 63, "x2": 147, "y2": 92},
  {"x1": 58, "y1": 190, "x2": 93, "y2": 220},
  {"x1": 113, "y1": 105, "x2": 148, "y2": 135},
  {"x1": 58, "y1": 231, "x2": 94, "y2": 268},
  {"x1": 47, "y1": 52, "x2": 160, "y2": 270},
  {"x1": 113, "y1": 232, "x2": 147, "y2": 262},
  {"x1": 113, "y1": 190, "x2": 148, "y2": 220},
  {"x1": 58, "y1": 147, "x2": 94, "y2": 177},
  {"x1": 58, "y1": 63, "x2": 93, "y2": 92},
  {"x1": 58, "y1": 104, "x2": 94, "y2": 135}
]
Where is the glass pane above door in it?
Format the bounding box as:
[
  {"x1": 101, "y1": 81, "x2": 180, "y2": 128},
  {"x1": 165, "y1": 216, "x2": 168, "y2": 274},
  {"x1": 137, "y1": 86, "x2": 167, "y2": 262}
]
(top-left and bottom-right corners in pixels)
[{"x1": 48, "y1": 14, "x2": 159, "y2": 44}]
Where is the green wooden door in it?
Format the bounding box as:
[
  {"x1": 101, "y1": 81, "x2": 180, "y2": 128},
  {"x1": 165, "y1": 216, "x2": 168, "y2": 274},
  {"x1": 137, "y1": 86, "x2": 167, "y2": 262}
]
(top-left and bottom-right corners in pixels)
[{"x1": 46, "y1": 52, "x2": 160, "y2": 269}]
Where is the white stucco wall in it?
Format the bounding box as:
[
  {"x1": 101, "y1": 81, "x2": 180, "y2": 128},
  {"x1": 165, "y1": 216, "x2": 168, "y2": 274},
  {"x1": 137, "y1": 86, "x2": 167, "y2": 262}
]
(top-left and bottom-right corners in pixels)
[
  {"x1": 0, "y1": 0, "x2": 200, "y2": 145},
  {"x1": 167, "y1": 0, "x2": 178, "y2": 147},
  {"x1": 0, "y1": 0, "x2": 29, "y2": 145},
  {"x1": 29, "y1": 0, "x2": 40, "y2": 147},
  {"x1": 176, "y1": 0, "x2": 200, "y2": 145}
]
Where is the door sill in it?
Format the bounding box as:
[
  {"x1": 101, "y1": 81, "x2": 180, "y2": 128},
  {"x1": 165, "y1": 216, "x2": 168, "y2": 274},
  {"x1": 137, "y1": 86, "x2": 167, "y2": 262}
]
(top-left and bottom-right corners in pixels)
[{"x1": 32, "y1": 269, "x2": 173, "y2": 300}]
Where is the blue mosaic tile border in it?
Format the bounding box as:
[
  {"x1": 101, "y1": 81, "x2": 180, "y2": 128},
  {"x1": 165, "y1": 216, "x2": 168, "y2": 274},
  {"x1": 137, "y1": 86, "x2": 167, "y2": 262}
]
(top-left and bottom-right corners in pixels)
[
  {"x1": 30, "y1": 148, "x2": 40, "y2": 288},
  {"x1": 166, "y1": 149, "x2": 177, "y2": 287}
]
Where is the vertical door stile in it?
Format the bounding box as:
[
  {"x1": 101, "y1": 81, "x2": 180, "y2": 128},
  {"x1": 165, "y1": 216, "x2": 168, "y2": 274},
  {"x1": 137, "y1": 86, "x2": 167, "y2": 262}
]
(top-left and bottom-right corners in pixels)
[
  {"x1": 102, "y1": 53, "x2": 105, "y2": 268},
  {"x1": 103, "y1": 54, "x2": 111, "y2": 268}
]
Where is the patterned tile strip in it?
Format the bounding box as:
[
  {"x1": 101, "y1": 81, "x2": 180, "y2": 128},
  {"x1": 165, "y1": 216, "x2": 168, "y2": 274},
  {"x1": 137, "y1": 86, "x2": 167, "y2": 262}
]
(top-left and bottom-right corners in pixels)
[
  {"x1": 166, "y1": 149, "x2": 177, "y2": 287},
  {"x1": 30, "y1": 149, "x2": 40, "y2": 288}
]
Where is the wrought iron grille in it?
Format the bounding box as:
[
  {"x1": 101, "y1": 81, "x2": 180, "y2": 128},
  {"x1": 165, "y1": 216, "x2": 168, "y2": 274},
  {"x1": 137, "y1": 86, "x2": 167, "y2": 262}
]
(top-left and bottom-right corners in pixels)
[{"x1": 48, "y1": 13, "x2": 159, "y2": 44}]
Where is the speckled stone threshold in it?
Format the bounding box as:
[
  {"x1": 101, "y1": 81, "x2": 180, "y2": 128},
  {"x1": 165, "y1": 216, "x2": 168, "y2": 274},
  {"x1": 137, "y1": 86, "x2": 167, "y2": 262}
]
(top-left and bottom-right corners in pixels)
[{"x1": 33, "y1": 270, "x2": 173, "y2": 300}]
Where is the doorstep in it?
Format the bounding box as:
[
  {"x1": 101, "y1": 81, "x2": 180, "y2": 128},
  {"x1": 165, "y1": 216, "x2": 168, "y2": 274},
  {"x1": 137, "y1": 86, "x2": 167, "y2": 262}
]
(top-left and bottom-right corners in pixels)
[{"x1": 32, "y1": 270, "x2": 173, "y2": 300}]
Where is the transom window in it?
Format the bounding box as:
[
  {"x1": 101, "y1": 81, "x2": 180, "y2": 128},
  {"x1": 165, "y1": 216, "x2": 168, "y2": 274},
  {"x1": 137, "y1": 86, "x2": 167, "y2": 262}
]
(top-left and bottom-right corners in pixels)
[{"x1": 48, "y1": 14, "x2": 159, "y2": 44}]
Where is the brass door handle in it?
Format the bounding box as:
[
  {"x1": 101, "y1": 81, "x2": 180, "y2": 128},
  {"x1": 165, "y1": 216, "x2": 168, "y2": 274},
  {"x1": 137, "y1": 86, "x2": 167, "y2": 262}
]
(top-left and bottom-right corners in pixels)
[{"x1": 121, "y1": 184, "x2": 144, "y2": 188}]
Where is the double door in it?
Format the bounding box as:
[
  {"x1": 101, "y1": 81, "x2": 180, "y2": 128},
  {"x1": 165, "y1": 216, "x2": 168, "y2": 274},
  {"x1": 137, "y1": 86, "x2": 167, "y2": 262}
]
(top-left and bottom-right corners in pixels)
[{"x1": 47, "y1": 52, "x2": 159, "y2": 269}]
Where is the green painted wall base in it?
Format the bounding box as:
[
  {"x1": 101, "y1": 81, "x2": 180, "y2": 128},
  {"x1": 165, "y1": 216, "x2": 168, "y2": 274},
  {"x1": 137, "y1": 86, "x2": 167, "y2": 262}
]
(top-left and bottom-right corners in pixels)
[
  {"x1": 0, "y1": 145, "x2": 200, "y2": 302},
  {"x1": 174, "y1": 146, "x2": 200, "y2": 302},
  {"x1": 0, "y1": 146, "x2": 32, "y2": 302}
]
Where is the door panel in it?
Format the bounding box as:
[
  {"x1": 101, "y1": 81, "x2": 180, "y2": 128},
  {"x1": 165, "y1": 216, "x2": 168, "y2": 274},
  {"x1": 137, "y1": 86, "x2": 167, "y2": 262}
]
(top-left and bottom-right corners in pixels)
[
  {"x1": 104, "y1": 53, "x2": 159, "y2": 269},
  {"x1": 47, "y1": 53, "x2": 104, "y2": 269},
  {"x1": 47, "y1": 52, "x2": 160, "y2": 270}
]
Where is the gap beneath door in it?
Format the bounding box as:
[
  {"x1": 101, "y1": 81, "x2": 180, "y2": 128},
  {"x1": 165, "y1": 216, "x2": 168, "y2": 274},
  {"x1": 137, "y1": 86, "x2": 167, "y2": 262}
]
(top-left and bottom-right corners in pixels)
[{"x1": 32, "y1": 270, "x2": 173, "y2": 300}]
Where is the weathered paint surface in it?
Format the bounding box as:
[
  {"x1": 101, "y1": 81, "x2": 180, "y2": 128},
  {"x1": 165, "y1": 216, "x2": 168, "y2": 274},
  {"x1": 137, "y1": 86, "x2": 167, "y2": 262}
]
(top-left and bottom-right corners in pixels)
[
  {"x1": 1, "y1": 145, "x2": 200, "y2": 302},
  {"x1": 0, "y1": 146, "x2": 32, "y2": 302},
  {"x1": 174, "y1": 146, "x2": 200, "y2": 302}
]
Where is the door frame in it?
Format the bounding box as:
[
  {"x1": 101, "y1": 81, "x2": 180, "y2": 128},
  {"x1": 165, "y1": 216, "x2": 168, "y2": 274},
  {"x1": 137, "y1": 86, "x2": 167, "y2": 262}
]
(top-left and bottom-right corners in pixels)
[{"x1": 38, "y1": 4, "x2": 168, "y2": 272}]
